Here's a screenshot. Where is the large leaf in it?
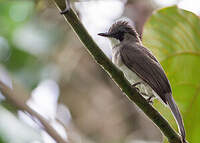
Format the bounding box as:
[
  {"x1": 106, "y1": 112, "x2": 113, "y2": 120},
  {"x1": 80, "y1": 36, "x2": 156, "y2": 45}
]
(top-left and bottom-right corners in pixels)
[{"x1": 143, "y1": 6, "x2": 200, "y2": 143}]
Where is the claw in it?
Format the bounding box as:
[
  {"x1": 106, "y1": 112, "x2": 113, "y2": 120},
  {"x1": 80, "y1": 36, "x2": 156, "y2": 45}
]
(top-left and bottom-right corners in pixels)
[
  {"x1": 134, "y1": 87, "x2": 140, "y2": 92},
  {"x1": 132, "y1": 82, "x2": 142, "y2": 92},
  {"x1": 60, "y1": 9, "x2": 69, "y2": 14},
  {"x1": 131, "y1": 82, "x2": 154, "y2": 104},
  {"x1": 60, "y1": 0, "x2": 71, "y2": 14},
  {"x1": 132, "y1": 82, "x2": 142, "y2": 87},
  {"x1": 147, "y1": 96, "x2": 154, "y2": 104}
]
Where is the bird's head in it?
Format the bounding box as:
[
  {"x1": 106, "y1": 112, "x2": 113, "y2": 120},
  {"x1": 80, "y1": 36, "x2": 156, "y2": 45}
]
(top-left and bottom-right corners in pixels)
[{"x1": 98, "y1": 21, "x2": 139, "y2": 42}]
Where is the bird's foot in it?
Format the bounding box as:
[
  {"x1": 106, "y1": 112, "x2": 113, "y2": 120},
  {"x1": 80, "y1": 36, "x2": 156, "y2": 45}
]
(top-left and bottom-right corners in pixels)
[
  {"x1": 132, "y1": 82, "x2": 142, "y2": 87},
  {"x1": 60, "y1": 0, "x2": 71, "y2": 14},
  {"x1": 131, "y1": 82, "x2": 153, "y2": 104},
  {"x1": 147, "y1": 96, "x2": 154, "y2": 104},
  {"x1": 131, "y1": 82, "x2": 142, "y2": 92}
]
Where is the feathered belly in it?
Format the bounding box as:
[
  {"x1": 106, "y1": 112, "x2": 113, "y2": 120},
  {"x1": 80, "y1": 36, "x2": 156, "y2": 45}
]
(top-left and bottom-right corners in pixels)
[
  {"x1": 120, "y1": 64, "x2": 157, "y2": 99},
  {"x1": 120, "y1": 65, "x2": 142, "y2": 84}
]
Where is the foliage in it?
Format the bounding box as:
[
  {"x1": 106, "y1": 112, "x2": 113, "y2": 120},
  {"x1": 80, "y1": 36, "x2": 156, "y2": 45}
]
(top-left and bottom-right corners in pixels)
[
  {"x1": 0, "y1": 1, "x2": 60, "y2": 142},
  {"x1": 0, "y1": 0, "x2": 62, "y2": 89},
  {"x1": 143, "y1": 6, "x2": 200, "y2": 143}
]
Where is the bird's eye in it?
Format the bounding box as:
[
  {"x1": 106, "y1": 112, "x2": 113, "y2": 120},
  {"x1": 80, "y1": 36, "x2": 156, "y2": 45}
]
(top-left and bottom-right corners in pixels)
[{"x1": 114, "y1": 32, "x2": 124, "y2": 41}]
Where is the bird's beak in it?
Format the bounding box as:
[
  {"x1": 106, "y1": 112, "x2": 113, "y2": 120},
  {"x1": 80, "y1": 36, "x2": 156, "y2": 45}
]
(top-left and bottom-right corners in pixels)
[{"x1": 98, "y1": 32, "x2": 112, "y2": 37}]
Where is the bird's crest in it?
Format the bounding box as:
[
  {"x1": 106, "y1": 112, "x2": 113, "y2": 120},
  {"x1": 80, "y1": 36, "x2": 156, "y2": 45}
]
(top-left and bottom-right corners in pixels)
[{"x1": 108, "y1": 21, "x2": 136, "y2": 35}]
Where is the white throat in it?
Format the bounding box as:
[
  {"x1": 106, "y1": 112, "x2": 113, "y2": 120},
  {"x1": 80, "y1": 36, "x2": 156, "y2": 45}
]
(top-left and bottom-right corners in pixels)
[{"x1": 109, "y1": 37, "x2": 120, "y2": 48}]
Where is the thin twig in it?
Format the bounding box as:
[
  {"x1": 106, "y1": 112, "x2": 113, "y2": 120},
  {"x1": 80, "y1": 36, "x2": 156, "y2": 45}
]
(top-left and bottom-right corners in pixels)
[
  {"x1": 53, "y1": 0, "x2": 183, "y2": 142},
  {"x1": 0, "y1": 81, "x2": 68, "y2": 143}
]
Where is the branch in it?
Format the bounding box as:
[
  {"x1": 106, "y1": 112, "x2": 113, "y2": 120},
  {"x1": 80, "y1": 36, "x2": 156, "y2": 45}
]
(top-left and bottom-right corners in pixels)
[
  {"x1": 0, "y1": 81, "x2": 68, "y2": 143},
  {"x1": 52, "y1": 1, "x2": 184, "y2": 143}
]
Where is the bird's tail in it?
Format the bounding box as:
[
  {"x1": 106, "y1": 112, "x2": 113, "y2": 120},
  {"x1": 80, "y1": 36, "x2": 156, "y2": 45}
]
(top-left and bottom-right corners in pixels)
[{"x1": 165, "y1": 93, "x2": 186, "y2": 143}]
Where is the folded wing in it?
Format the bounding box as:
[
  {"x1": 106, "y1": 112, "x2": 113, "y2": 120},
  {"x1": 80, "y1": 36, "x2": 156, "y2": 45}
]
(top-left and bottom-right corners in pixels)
[{"x1": 120, "y1": 44, "x2": 171, "y2": 104}]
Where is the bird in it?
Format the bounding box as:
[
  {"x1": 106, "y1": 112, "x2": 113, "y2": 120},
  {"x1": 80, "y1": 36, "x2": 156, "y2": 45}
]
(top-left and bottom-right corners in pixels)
[{"x1": 98, "y1": 21, "x2": 186, "y2": 142}]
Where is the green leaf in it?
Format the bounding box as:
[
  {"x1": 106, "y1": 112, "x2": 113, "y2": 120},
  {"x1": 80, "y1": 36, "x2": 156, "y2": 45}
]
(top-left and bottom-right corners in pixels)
[
  {"x1": 143, "y1": 6, "x2": 200, "y2": 143},
  {"x1": 5, "y1": 47, "x2": 43, "y2": 89},
  {"x1": 0, "y1": 0, "x2": 34, "y2": 37}
]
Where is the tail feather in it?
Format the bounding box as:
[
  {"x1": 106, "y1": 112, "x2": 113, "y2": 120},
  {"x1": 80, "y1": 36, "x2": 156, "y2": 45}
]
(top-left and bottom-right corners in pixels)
[{"x1": 165, "y1": 93, "x2": 186, "y2": 143}]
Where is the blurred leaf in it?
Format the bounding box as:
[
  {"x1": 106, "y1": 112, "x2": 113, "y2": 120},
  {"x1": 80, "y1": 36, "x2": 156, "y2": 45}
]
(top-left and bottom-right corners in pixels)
[
  {"x1": 5, "y1": 47, "x2": 43, "y2": 89},
  {"x1": 0, "y1": 136, "x2": 6, "y2": 143},
  {"x1": 6, "y1": 47, "x2": 38, "y2": 70},
  {"x1": 143, "y1": 6, "x2": 200, "y2": 143},
  {"x1": 0, "y1": 0, "x2": 62, "y2": 89},
  {"x1": 0, "y1": 0, "x2": 41, "y2": 88},
  {"x1": 0, "y1": 0, "x2": 34, "y2": 38}
]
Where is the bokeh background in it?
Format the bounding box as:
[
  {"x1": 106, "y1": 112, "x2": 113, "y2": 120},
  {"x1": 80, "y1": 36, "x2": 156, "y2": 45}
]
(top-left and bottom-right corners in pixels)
[{"x1": 0, "y1": 0, "x2": 200, "y2": 143}]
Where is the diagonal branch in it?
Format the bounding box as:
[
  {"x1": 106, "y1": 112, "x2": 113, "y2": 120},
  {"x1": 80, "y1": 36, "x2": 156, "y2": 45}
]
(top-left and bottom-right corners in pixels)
[
  {"x1": 52, "y1": 0, "x2": 183, "y2": 143},
  {"x1": 0, "y1": 81, "x2": 68, "y2": 143}
]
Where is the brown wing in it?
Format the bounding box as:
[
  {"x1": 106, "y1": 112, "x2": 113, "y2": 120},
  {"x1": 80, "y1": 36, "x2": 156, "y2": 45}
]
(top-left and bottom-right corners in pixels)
[{"x1": 120, "y1": 44, "x2": 171, "y2": 104}]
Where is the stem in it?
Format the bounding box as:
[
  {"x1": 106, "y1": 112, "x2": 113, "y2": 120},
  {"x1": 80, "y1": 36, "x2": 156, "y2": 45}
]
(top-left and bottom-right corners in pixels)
[
  {"x1": 52, "y1": 0, "x2": 183, "y2": 142},
  {"x1": 0, "y1": 81, "x2": 68, "y2": 143}
]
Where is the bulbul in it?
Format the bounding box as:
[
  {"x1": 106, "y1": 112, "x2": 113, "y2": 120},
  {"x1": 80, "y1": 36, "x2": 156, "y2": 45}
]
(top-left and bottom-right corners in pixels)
[{"x1": 98, "y1": 21, "x2": 186, "y2": 142}]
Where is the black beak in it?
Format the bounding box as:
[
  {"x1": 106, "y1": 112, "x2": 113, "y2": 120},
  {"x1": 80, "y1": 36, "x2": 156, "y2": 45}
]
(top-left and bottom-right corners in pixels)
[{"x1": 98, "y1": 32, "x2": 112, "y2": 37}]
